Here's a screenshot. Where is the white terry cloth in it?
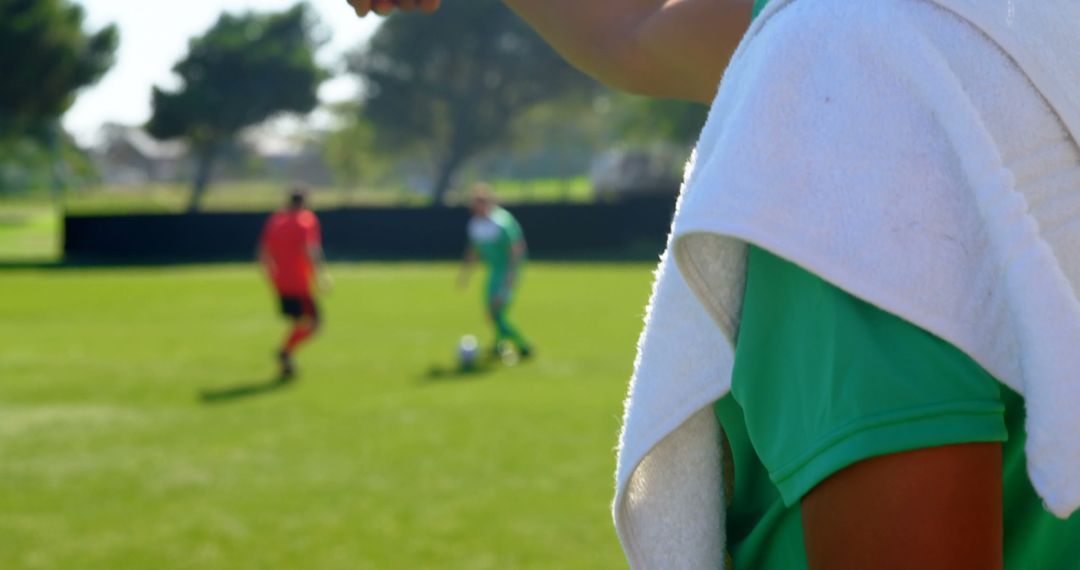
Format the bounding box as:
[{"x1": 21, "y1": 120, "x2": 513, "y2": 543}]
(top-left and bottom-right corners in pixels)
[{"x1": 613, "y1": 0, "x2": 1080, "y2": 568}]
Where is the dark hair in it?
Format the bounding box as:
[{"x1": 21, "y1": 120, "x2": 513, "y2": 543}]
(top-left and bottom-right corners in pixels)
[{"x1": 288, "y1": 185, "x2": 309, "y2": 209}]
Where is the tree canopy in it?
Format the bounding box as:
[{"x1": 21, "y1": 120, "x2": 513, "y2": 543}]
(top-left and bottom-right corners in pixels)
[
  {"x1": 615, "y1": 96, "x2": 710, "y2": 146},
  {"x1": 323, "y1": 103, "x2": 390, "y2": 194},
  {"x1": 148, "y1": 3, "x2": 328, "y2": 211},
  {"x1": 0, "y1": 0, "x2": 117, "y2": 137},
  {"x1": 349, "y1": 0, "x2": 599, "y2": 204},
  {"x1": 0, "y1": 0, "x2": 117, "y2": 194}
]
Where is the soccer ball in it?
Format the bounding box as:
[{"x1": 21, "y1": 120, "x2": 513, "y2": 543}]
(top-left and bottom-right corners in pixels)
[{"x1": 458, "y1": 335, "x2": 479, "y2": 369}]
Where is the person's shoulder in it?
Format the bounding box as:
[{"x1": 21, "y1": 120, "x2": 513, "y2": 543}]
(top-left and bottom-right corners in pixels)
[
  {"x1": 265, "y1": 210, "x2": 287, "y2": 229},
  {"x1": 493, "y1": 207, "x2": 516, "y2": 223},
  {"x1": 297, "y1": 209, "x2": 320, "y2": 225},
  {"x1": 496, "y1": 208, "x2": 522, "y2": 232}
]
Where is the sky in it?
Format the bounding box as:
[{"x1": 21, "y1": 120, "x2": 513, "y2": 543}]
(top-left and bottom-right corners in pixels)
[{"x1": 64, "y1": 0, "x2": 382, "y2": 144}]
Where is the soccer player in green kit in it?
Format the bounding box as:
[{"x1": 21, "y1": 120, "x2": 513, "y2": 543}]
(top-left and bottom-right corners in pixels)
[
  {"x1": 457, "y1": 185, "x2": 533, "y2": 360},
  {"x1": 349, "y1": 0, "x2": 1080, "y2": 568}
]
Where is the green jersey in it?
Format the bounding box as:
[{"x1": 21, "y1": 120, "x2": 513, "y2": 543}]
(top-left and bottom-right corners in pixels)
[
  {"x1": 717, "y1": 2, "x2": 1080, "y2": 564},
  {"x1": 467, "y1": 206, "x2": 524, "y2": 273},
  {"x1": 752, "y1": 0, "x2": 770, "y2": 18},
  {"x1": 719, "y1": 247, "x2": 1080, "y2": 568}
]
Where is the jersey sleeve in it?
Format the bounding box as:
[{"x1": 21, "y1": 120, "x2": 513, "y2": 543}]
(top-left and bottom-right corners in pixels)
[
  {"x1": 502, "y1": 213, "x2": 524, "y2": 243},
  {"x1": 305, "y1": 214, "x2": 322, "y2": 247},
  {"x1": 731, "y1": 246, "x2": 1007, "y2": 506}
]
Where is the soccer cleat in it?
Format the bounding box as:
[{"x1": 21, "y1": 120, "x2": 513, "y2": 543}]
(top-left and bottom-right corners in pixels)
[
  {"x1": 519, "y1": 346, "x2": 534, "y2": 360},
  {"x1": 277, "y1": 350, "x2": 296, "y2": 381},
  {"x1": 496, "y1": 342, "x2": 519, "y2": 366}
]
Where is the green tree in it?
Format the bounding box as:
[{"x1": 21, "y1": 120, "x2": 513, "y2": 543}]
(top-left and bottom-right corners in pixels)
[
  {"x1": 323, "y1": 103, "x2": 389, "y2": 197},
  {"x1": 349, "y1": 0, "x2": 598, "y2": 205},
  {"x1": 0, "y1": 0, "x2": 118, "y2": 136},
  {"x1": 0, "y1": 0, "x2": 117, "y2": 195},
  {"x1": 148, "y1": 3, "x2": 328, "y2": 211},
  {"x1": 614, "y1": 95, "x2": 710, "y2": 146},
  {"x1": 0, "y1": 131, "x2": 97, "y2": 194}
]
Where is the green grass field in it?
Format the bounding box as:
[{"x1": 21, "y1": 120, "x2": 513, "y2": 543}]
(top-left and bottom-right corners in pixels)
[
  {"x1": 0, "y1": 205, "x2": 59, "y2": 262},
  {"x1": 0, "y1": 261, "x2": 654, "y2": 569},
  {"x1": 52, "y1": 177, "x2": 593, "y2": 216}
]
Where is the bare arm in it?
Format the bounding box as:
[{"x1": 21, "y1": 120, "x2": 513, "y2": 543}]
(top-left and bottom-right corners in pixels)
[
  {"x1": 502, "y1": 0, "x2": 752, "y2": 102},
  {"x1": 257, "y1": 245, "x2": 275, "y2": 278},
  {"x1": 510, "y1": 238, "x2": 526, "y2": 269},
  {"x1": 503, "y1": 238, "x2": 527, "y2": 288},
  {"x1": 307, "y1": 243, "x2": 333, "y2": 292},
  {"x1": 346, "y1": 0, "x2": 753, "y2": 103},
  {"x1": 347, "y1": 0, "x2": 441, "y2": 17},
  {"x1": 457, "y1": 247, "x2": 478, "y2": 289},
  {"x1": 801, "y1": 443, "x2": 1003, "y2": 570}
]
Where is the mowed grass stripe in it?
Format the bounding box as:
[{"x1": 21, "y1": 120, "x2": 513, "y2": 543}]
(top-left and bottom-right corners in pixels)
[{"x1": 0, "y1": 262, "x2": 654, "y2": 569}]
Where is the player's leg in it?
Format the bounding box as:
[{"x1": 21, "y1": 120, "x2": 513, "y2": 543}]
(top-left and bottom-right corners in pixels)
[
  {"x1": 277, "y1": 296, "x2": 301, "y2": 378},
  {"x1": 486, "y1": 304, "x2": 507, "y2": 355},
  {"x1": 484, "y1": 274, "x2": 507, "y2": 353},
  {"x1": 495, "y1": 309, "x2": 531, "y2": 354},
  {"x1": 502, "y1": 270, "x2": 532, "y2": 356},
  {"x1": 284, "y1": 297, "x2": 320, "y2": 353},
  {"x1": 278, "y1": 296, "x2": 320, "y2": 379},
  {"x1": 487, "y1": 276, "x2": 532, "y2": 357}
]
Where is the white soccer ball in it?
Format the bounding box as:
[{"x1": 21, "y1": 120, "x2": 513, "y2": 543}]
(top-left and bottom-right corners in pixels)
[{"x1": 458, "y1": 335, "x2": 479, "y2": 369}]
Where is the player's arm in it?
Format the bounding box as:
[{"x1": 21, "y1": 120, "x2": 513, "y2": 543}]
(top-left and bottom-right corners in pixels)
[
  {"x1": 504, "y1": 238, "x2": 527, "y2": 288},
  {"x1": 346, "y1": 0, "x2": 754, "y2": 104},
  {"x1": 503, "y1": 0, "x2": 753, "y2": 102},
  {"x1": 257, "y1": 245, "x2": 275, "y2": 277},
  {"x1": 801, "y1": 443, "x2": 1004, "y2": 569},
  {"x1": 510, "y1": 239, "x2": 526, "y2": 268},
  {"x1": 306, "y1": 242, "x2": 333, "y2": 292},
  {"x1": 305, "y1": 218, "x2": 333, "y2": 292},
  {"x1": 457, "y1": 246, "x2": 478, "y2": 289},
  {"x1": 257, "y1": 225, "x2": 276, "y2": 277},
  {"x1": 348, "y1": 0, "x2": 441, "y2": 17}
]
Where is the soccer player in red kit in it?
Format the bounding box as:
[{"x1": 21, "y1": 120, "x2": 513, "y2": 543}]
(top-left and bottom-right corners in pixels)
[{"x1": 258, "y1": 187, "x2": 331, "y2": 380}]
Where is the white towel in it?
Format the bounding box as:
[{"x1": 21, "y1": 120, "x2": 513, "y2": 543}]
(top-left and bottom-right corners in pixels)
[{"x1": 614, "y1": 0, "x2": 1080, "y2": 568}]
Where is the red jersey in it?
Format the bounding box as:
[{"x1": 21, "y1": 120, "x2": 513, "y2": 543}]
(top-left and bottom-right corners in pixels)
[{"x1": 260, "y1": 209, "x2": 322, "y2": 295}]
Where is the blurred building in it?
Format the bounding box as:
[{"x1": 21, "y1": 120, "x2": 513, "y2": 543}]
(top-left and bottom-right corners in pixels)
[
  {"x1": 590, "y1": 146, "x2": 684, "y2": 199},
  {"x1": 244, "y1": 133, "x2": 333, "y2": 187},
  {"x1": 94, "y1": 123, "x2": 190, "y2": 186},
  {"x1": 91, "y1": 124, "x2": 334, "y2": 188}
]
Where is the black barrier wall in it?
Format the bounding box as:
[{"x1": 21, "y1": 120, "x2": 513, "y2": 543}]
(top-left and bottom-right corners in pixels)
[{"x1": 64, "y1": 195, "x2": 678, "y2": 263}]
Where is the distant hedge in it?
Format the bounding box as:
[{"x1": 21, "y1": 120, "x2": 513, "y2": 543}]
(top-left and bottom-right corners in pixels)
[{"x1": 64, "y1": 195, "x2": 678, "y2": 263}]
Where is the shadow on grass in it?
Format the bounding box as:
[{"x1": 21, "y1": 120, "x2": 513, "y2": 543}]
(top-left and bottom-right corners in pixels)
[
  {"x1": 420, "y1": 353, "x2": 536, "y2": 384},
  {"x1": 421, "y1": 360, "x2": 500, "y2": 383},
  {"x1": 199, "y1": 377, "x2": 293, "y2": 404}
]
